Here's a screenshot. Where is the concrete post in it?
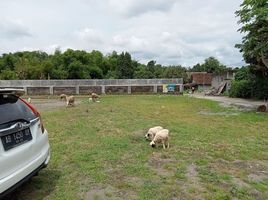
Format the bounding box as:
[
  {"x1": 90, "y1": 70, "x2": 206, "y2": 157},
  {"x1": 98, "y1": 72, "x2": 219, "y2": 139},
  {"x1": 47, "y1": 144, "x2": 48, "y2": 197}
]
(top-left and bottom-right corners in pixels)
[
  {"x1": 49, "y1": 86, "x2": 54, "y2": 95},
  {"x1": 75, "y1": 86, "x2": 79, "y2": 95},
  {"x1": 23, "y1": 87, "x2": 28, "y2": 95},
  {"x1": 153, "y1": 85, "x2": 157, "y2": 93},
  {"x1": 101, "y1": 85, "x2": 105, "y2": 94},
  {"x1": 179, "y1": 84, "x2": 183, "y2": 92},
  {"x1": 127, "y1": 86, "x2": 131, "y2": 94}
]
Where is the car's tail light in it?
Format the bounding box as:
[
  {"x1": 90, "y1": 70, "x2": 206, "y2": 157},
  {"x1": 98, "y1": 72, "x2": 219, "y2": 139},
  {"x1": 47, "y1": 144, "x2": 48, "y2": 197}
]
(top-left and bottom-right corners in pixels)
[{"x1": 20, "y1": 98, "x2": 45, "y2": 133}]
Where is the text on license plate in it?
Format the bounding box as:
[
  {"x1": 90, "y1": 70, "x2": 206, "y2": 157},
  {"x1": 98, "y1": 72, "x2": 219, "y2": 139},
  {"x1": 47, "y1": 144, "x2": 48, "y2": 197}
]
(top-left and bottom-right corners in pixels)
[{"x1": 1, "y1": 128, "x2": 32, "y2": 151}]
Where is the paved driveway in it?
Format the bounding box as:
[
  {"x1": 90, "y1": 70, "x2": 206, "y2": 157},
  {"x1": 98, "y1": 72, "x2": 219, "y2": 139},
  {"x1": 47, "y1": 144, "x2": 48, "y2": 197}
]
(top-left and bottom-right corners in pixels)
[{"x1": 192, "y1": 93, "x2": 265, "y2": 110}]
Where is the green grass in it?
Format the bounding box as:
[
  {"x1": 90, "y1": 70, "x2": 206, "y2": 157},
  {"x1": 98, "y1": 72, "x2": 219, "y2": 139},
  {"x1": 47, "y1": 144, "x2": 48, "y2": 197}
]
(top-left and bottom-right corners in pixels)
[{"x1": 12, "y1": 95, "x2": 268, "y2": 200}]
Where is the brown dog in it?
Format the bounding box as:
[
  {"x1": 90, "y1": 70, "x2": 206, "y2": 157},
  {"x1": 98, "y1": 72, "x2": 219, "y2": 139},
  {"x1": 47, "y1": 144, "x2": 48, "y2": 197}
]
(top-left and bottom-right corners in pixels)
[{"x1": 90, "y1": 93, "x2": 100, "y2": 102}]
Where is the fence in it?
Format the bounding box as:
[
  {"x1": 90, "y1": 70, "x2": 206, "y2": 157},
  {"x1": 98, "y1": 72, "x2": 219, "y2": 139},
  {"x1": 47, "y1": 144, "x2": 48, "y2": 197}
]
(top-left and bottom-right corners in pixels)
[{"x1": 0, "y1": 79, "x2": 183, "y2": 95}]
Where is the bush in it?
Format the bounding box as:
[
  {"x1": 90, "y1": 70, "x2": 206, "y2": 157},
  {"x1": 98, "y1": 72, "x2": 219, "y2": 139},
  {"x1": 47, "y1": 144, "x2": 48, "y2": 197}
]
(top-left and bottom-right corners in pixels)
[
  {"x1": 229, "y1": 65, "x2": 268, "y2": 99},
  {"x1": 252, "y1": 77, "x2": 268, "y2": 99},
  {"x1": 234, "y1": 66, "x2": 251, "y2": 81},
  {"x1": 229, "y1": 80, "x2": 253, "y2": 98}
]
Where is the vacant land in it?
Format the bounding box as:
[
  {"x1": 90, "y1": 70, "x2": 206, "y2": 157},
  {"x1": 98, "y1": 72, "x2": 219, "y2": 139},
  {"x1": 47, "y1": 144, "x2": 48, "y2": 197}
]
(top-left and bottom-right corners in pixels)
[{"x1": 7, "y1": 95, "x2": 268, "y2": 200}]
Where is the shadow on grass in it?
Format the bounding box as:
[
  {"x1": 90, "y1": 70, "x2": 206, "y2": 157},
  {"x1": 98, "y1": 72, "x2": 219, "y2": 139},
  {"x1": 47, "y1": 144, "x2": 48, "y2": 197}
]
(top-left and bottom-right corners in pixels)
[{"x1": 2, "y1": 168, "x2": 61, "y2": 200}]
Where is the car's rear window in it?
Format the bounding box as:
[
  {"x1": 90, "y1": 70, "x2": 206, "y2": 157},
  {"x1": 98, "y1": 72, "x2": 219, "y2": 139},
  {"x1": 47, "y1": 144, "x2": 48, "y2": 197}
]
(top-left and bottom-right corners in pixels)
[{"x1": 0, "y1": 94, "x2": 36, "y2": 126}]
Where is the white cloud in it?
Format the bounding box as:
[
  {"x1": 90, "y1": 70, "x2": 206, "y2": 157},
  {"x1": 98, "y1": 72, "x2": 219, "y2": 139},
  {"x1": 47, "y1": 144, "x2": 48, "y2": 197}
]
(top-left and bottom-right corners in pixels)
[
  {"x1": 75, "y1": 28, "x2": 104, "y2": 44},
  {"x1": 0, "y1": 0, "x2": 245, "y2": 67},
  {"x1": 111, "y1": 35, "x2": 148, "y2": 51},
  {"x1": 108, "y1": 0, "x2": 176, "y2": 17},
  {"x1": 0, "y1": 19, "x2": 32, "y2": 39}
]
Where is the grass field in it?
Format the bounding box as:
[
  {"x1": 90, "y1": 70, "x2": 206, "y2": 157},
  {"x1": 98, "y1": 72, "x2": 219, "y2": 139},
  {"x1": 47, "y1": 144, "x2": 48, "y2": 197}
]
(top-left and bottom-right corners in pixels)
[{"x1": 8, "y1": 95, "x2": 268, "y2": 200}]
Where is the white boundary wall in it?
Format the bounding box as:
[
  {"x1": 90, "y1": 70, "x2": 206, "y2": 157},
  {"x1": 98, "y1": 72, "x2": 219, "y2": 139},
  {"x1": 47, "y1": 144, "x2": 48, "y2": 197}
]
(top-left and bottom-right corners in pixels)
[{"x1": 0, "y1": 79, "x2": 183, "y2": 95}]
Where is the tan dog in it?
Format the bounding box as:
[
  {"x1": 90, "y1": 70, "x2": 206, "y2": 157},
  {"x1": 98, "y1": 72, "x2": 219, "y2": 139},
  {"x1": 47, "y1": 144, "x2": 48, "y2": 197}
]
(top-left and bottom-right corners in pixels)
[
  {"x1": 60, "y1": 94, "x2": 75, "y2": 107},
  {"x1": 60, "y1": 94, "x2": 66, "y2": 101},
  {"x1": 150, "y1": 129, "x2": 169, "y2": 149},
  {"x1": 145, "y1": 126, "x2": 163, "y2": 141},
  {"x1": 90, "y1": 92, "x2": 100, "y2": 102}
]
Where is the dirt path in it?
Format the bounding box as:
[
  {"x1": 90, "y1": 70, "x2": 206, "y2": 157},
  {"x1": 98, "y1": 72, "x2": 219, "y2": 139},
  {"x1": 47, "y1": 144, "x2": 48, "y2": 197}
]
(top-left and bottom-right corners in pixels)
[{"x1": 191, "y1": 93, "x2": 265, "y2": 111}]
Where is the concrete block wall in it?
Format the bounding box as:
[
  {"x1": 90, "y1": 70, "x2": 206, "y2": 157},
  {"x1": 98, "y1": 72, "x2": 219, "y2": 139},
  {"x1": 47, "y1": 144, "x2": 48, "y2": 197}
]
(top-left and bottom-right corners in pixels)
[
  {"x1": 53, "y1": 87, "x2": 76, "y2": 95},
  {"x1": 0, "y1": 79, "x2": 183, "y2": 95},
  {"x1": 27, "y1": 87, "x2": 50, "y2": 95},
  {"x1": 131, "y1": 86, "x2": 154, "y2": 93},
  {"x1": 79, "y1": 86, "x2": 102, "y2": 95},
  {"x1": 105, "y1": 86, "x2": 128, "y2": 94}
]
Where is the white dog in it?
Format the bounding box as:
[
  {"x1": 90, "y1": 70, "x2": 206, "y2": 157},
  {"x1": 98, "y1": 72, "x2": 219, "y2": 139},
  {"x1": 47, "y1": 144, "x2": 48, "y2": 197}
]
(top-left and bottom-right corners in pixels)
[
  {"x1": 150, "y1": 129, "x2": 169, "y2": 149},
  {"x1": 145, "y1": 126, "x2": 163, "y2": 141}
]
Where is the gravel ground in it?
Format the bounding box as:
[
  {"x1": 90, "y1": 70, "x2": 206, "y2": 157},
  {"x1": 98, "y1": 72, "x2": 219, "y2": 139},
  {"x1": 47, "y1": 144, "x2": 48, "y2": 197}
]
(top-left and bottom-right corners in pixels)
[
  {"x1": 22, "y1": 97, "x2": 82, "y2": 112},
  {"x1": 191, "y1": 93, "x2": 265, "y2": 111}
]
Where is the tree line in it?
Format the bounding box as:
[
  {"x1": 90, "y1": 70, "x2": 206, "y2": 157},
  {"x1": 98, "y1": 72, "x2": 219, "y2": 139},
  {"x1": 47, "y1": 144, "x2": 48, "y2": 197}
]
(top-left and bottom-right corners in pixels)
[{"x1": 0, "y1": 49, "x2": 230, "y2": 82}]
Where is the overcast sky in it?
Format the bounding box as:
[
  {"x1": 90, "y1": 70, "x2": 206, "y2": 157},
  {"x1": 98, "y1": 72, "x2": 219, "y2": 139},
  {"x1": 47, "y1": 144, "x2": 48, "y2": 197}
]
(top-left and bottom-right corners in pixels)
[{"x1": 0, "y1": 0, "x2": 245, "y2": 67}]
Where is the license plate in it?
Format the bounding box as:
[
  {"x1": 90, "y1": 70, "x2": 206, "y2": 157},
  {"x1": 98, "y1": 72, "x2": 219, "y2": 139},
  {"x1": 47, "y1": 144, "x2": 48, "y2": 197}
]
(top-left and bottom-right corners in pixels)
[{"x1": 1, "y1": 128, "x2": 32, "y2": 151}]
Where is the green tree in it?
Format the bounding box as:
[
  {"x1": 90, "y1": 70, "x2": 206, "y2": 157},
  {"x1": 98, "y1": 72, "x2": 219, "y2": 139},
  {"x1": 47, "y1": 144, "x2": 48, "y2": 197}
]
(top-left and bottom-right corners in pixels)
[
  {"x1": 163, "y1": 65, "x2": 188, "y2": 82},
  {"x1": 67, "y1": 61, "x2": 89, "y2": 79},
  {"x1": 42, "y1": 60, "x2": 54, "y2": 79},
  {"x1": 134, "y1": 64, "x2": 152, "y2": 79},
  {"x1": 90, "y1": 50, "x2": 105, "y2": 72},
  {"x1": 105, "y1": 70, "x2": 117, "y2": 79},
  {"x1": 49, "y1": 49, "x2": 68, "y2": 79},
  {"x1": 191, "y1": 63, "x2": 203, "y2": 72},
  {"x1": 147, "y1": 60, "x2": 156, "y2": 75},
  {"x1": 103, "y1": 51, "x2": 119, "y2": 78},
  {"x1": 14, "y1": 57, "x2": 30, "y2": 79},
  {"x1": 1, "y1": 54, "x2": 17, "y2": 70},
  {"x1": 231, "y1": 0, "x2": 268, "y2": 99},
  {"x1": 234, "y1": 66, "x2": 252, "y2": 81},
  {"x1": 202, "y1": 57, "x2": 226, "y2": 74},
  {"x1": 191, "y1": 57, "x2": 226, "y2": 74},
  {"x1": 0, "y1": 69, "x2": 18, "y2": 80},
  {"x1": 116, "y1": 52, "x2": 135, "y2": 78},
  {"x1": 88, "y1": 66, "x2": 103, "y2": 79},
  {"x1": 51, "y1": 67, "x2": 68, "y2": 79},
  {"x1": 154, "y1": 64, "x2": 164, "y2": 78},
  {"x1": 235, "y1": 0, "x2": 268, "y2": 72}
]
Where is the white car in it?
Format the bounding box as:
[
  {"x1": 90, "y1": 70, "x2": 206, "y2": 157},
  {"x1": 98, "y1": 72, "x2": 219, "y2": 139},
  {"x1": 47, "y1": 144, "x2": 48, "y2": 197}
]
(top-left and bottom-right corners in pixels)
[{"x1": 0, "y1": 89, "x2": 50, "y2": 198}]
